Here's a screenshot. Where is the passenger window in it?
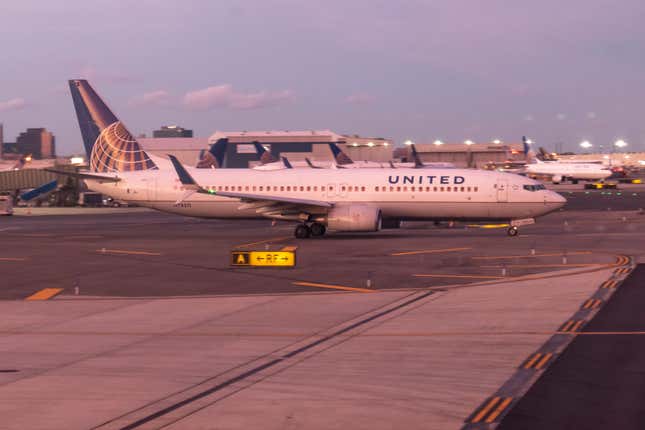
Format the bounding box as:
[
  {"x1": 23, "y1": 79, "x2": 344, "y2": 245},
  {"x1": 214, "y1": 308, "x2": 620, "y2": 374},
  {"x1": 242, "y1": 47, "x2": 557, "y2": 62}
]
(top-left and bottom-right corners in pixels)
[
  {"x1": 411, "y1": 186, "x2": 415, "y2": 192},
  {"x1": 440, "y1": 187, "x2": 444, "y2": 192},
  {"x1": 375, "y1": 186, "x2": 379, "y2": 192},
  {"x1": 245, "y1": 186, "x2": 249, "y2": 191},
  {"x1": 403, "y1": 186, "x2": 407, "y2": 192},
  {"x1": 447, "y1": 187, "x2": 451, "y2": 192},
  {"x1": 474, "y1": 187, "x2": 479, "y2": 192},
  {"x1": 306, "y1": 186, "x2": 311, "y2": 191},
  {"x1": 397, "y1": 186, "x2": 401, "y2": 192},
  {"x1": 467, "y1": 187, "x2": 471, "y2": 192},
  {"x1": 361, "y1": 186, "x2": 366, "y2": 192},
  {"x1": 280, "y1": 186, "x2": 284, "y2": 191},
  {"x1": 433, "y1": 186, "x2": 438, "y2": 192},
  {"x1": 314, "y1": 186, "x2": 318, "y2": 191},
  {"x1": 259, "y1": 186, "x2": 263, "y2": 191},
  {"x1": 460, "y1": 187, "x2": 465, "y2": 192},
  {"x1": 341, "y1": 186, "x2": 346, "y2": 191},
  {"x1": 426, "y1": 186, "x2": 430, "y2": 192}
]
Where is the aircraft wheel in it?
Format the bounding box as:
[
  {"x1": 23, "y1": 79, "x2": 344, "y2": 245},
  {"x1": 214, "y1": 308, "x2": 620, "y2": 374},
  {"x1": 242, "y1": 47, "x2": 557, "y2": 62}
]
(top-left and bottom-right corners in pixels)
[
  {"x1": 507, "y1": 226, "x2": 519, "y2": 237},
  {"x1": 294, "y1": 224, "x2": 311, "y2": 239},
  {"x1": 310, "y1": 222, "x2": 326, "y2": 237}
]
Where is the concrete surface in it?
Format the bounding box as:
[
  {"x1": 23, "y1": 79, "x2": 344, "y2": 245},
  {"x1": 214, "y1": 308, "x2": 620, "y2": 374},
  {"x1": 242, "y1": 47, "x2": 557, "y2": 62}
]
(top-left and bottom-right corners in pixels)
[{"x1": 0, "y1": 268, "x2": 613, "y2": 429}]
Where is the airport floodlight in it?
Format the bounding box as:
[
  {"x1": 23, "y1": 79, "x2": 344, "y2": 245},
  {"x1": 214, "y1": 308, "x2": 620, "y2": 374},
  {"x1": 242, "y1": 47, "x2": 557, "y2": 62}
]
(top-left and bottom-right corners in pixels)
[
  {"x1": 383, "y1": 142, "x2": 389, "y2": 146},
  {"x1": 492, "y1": 139, "x2": 502, "y2": 144},
  {"x1": 367, "y1": 141, "x2": 375, "y2": 147},
  {"x1": 526, "y1": 139, "x2": 534, "y2": 145},
  {"x1": 614, "y1": 139, "x2": 628, "y2": 148},
  {"x1": 352, "y1": 142, "x2": 359, "y2": 147},
  {"x1": 24, "y1": 156, "x2": 32, "y2": 162},
  {"x1": 464, "y1": 140, "x2": 475, "y2": 145},
  {"x1": 70, "y1": 156, "x2": 85, "y2": 165},
  {"x1": 433, "y1": 139, "x2": 444, "y2": 146},
  {"x1": 404, "y1": 140, "x2": 414, "y2": 146},
  {"x1": 580, "y1": 141, "x2": 592, "y2": 149}
]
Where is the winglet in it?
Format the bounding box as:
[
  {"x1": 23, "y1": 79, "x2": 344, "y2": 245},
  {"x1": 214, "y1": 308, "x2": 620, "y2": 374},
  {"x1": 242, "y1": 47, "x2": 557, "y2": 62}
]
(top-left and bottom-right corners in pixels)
[
  {"x1": 168, "y1": 154, "x2": 204, "y2": 192},
  {"x1": 281, "y1": 156, "x2": 293, "y2": 169},
  {"x1": 389, "y1": 160, "x2": 397, "y2": 169},
  {"x1": 305, "y1": 158, "x2": 322, "y2": 169}
]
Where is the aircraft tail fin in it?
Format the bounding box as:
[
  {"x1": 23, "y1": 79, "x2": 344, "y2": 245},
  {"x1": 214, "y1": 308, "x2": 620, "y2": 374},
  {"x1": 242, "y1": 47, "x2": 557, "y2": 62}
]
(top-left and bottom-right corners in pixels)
[
  {"x1": 197, "y1": 138, "x2": 227, "y2": 168},
  {"x1": 281, "y1": 156, "x2": 293, "y2": 169},
  {"x1": 68, "y1": 79, "x2": 156, "y2": 173},
  {"x1": 253, "y1": 141, "x2": 278, "y2": 165},
  {"x1": 329, "y1": 143, "x2": 353, "y2": 165},
  {"x1": 410, "y1": 144, "x2": 424, "y2": 168}
]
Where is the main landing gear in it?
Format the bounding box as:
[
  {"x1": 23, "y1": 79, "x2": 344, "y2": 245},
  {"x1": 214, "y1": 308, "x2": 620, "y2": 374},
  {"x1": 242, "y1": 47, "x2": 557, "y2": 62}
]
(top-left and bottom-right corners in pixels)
[
  {"x1": 294, "y1": 222, "x2": 326, "y2": 239},
  {"x1": 507, "y1": 226, "x2": 519, "y2": 237}
]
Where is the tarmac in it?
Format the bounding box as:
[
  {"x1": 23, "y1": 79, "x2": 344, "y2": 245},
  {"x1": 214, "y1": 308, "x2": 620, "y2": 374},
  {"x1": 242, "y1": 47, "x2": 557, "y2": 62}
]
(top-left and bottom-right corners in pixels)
[{"x1": 0, "y1": 195, "x2": 644, "y2": 429}]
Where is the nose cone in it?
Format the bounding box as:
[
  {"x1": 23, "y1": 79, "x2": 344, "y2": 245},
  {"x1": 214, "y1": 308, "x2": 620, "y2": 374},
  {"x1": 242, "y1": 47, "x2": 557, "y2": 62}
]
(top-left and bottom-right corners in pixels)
[{"x1": 548, "y1": 191, "x2": 567, "y2": 210}]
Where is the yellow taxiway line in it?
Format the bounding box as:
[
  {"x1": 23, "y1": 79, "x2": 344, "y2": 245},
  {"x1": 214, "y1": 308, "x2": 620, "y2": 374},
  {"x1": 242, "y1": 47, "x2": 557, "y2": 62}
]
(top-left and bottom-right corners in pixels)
[
  {"x1": 391, "y1": 247, "x2": 471, "y2": 256},
  {"x1": 292, "y1": 281, "x2": 374, "y2": 293},
  {"x1": 479, "y1": 263, "x2": 600, "y2": 269},
  {"x1": 26, "y1": 288, "x2": 63, "y2": 301},
  {"x1": 413, "y1": 274, "x2": 505, "y2": 279},
  {"x1": 471, "y1": 251, "x2": 593, "y2": 260},
  {"x1": 95, "y1": 249, "x2": 162, "y2": 256},
  {"x1": 235, "y1": 236, "x2": 292, "y2": 249},
  {"x1": 0, "y1": 257, "x2": 28, "y2": 262}
]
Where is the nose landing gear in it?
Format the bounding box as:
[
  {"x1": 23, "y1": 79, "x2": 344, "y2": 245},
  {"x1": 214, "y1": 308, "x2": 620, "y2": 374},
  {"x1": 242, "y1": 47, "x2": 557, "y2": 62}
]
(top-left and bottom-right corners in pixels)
[{"x1": 507, "y1": 226, "x2": 519, "y2": 237}]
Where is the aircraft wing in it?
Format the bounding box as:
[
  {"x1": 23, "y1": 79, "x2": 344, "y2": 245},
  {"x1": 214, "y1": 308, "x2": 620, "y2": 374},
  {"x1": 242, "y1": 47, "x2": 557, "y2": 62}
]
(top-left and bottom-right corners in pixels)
[
  {"x1": 44, "y1": 168, "x2": 121, "y2": 183},
  {"x1": 167, "y1": 155, "x2": 333, "y2": 218}
]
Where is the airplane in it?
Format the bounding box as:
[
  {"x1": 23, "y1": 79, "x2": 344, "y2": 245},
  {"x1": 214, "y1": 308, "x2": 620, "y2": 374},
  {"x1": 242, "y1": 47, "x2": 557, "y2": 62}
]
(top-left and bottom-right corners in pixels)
[
  {"x1": 61, "y1": 79, "x2": 566, "y2": 238},
  {"x1": 521, "y1": 138, "x2": 612, "y2": 184}
]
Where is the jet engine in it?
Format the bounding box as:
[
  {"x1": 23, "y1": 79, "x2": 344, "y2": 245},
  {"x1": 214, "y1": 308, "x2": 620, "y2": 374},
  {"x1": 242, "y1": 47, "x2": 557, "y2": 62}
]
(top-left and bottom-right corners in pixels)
[
  {"x1": 552, "y1": 175, "x2": 563, "y2": 184},
  {"x1": 321, "y1": 205, "x2": 382, "y2": 232}
]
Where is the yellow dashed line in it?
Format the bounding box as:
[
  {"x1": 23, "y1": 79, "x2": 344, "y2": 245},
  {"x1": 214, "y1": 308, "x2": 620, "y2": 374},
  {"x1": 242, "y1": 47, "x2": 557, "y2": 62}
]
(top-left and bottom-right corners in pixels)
[
  {"x1": 471, "y1": 397, "x2": 501, "y2": 423},
  {"x1": 280, "y1": 246, "x2": 298, "y2": 252},
  {"x1": 523, "y1": 353, "x2": 542, "y2": 369},
  {"x1": 390, "y1": 247, "x2": 471, "y2": 256},
  {"x1": 535, "y1": 353, "x2": 553, "y2": 370},
  {"x1": 485, "y1": 397, "x2": 513, "y2": 423},
  {"x1": 292, "y1": 281, "x2": 374, "y2": 293},
  {"x1": 26, "y1": 288, "x2": 63, "y2": 301},
  {"x1": 96, "y1": 249, "x2": 162, "y2": 256},
  {"x1": 0, "y1": 257, "x2": 28, "y2": 262}
]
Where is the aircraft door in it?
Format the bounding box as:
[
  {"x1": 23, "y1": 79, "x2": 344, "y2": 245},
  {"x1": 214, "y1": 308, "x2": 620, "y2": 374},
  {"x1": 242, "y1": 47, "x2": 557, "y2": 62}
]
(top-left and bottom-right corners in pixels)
[
  {"x1": 496, "y1": 179, "x2": 508, "y2": 202},
  {"x1": 146, "y1": 177, "x2": 157, "y2": 201},
  {"x1": 326, "y1": 183, "x2": 337, "y2": 198}
]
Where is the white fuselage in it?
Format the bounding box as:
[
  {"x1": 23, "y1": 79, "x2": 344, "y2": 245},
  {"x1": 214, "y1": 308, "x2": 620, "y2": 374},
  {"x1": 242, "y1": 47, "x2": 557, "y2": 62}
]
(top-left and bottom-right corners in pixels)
[
  {"x1": 86, "y1": 167, "x2": 565, "y2": 222},
  {"x1": 524, "y1": 161, "x2": 612, "y2": 181}
]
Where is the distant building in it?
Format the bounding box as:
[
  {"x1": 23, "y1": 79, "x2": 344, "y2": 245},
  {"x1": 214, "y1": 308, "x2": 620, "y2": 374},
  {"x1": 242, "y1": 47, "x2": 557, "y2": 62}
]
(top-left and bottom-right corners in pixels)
[
  {"x1": 153, "y1": 125, "x2": 193, "y2": 138},
  {"x1": 0, "y1": 123, "x2": 3, "y2": 159},
  {"x1": 207, "y1": 130, "x2": 392, "y2": 168},
  {"x1": 413, "y1": 142, "x2": 525, "y2": 168},
  {"x1": 14, "y1": 128, "x2": 56, "y2": 159}
]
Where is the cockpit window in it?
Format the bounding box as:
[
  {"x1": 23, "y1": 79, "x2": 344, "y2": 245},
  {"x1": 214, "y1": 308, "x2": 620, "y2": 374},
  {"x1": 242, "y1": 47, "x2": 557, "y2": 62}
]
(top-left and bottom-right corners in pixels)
[{"x1": 523, "y1": 184, "x2": 546, "y2": 191}]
